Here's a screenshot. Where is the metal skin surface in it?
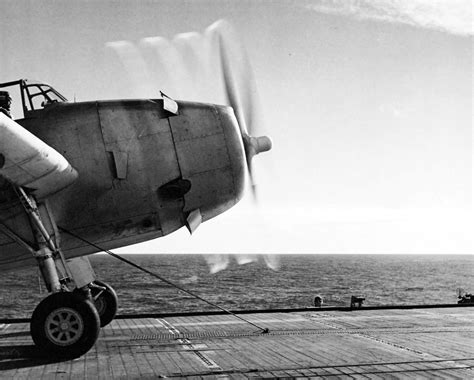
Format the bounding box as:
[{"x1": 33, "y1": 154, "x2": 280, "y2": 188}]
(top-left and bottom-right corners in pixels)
[{"x1": 0, "y1": 99, "x2": 246, "y2": 270}]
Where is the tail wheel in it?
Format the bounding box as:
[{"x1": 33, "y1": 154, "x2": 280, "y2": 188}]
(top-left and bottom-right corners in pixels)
[
  {"x1": 91, "y1": 280, "x2": 118, "y2": 327},
  {"x1": 30, "y1": 292, "x2": 100, "y2": 358}
]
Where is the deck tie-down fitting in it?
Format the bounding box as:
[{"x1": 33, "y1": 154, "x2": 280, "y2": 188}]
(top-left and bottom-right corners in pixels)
[{"x1": 58, "y1": 226, "x2": 270, "y2": 334}]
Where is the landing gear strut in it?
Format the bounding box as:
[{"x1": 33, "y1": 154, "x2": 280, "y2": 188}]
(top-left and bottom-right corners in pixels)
[{"x1": 9, "y1": 188, "x2": 115, "y2": 357}]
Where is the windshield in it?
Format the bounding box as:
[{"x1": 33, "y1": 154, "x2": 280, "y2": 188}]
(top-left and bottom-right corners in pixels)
[
  {"x1": 0, "y1": 79, "x2": 68, "y2": 118},
  {"x1": 24, "y1": 81, "x2": 68, "y2": 112}
]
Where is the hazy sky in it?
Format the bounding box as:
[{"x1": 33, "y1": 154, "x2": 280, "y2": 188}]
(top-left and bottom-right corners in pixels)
[{"x1": 1, "y1": 0, "x2": 472, "y2": 254}]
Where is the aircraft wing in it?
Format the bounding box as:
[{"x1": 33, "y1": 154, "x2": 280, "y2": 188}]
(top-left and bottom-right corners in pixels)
[{"x1": 0, "y1": 113, "x2": 78, "y2": 198}]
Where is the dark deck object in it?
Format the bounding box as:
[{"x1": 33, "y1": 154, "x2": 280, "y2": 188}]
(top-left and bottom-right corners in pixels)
[
  {"x1": 0, "y1": 306, "x2": 473, "y2": 378},
  {"x1": 350, "y1": 296, "x2": 365, "y2": 308}
]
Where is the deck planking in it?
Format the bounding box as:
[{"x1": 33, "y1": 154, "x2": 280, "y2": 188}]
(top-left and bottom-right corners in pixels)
[{"x1": 0, "y1": 306, "x2": 472, "y2": 378}]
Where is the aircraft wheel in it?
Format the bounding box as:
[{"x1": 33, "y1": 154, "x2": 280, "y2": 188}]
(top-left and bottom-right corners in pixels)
[
  {"x1": 30, "y1": 292, "x2": 100, "y2": 358},
  {"x1": 91, "y1": 280, "x2": 118, "y2": 327}
]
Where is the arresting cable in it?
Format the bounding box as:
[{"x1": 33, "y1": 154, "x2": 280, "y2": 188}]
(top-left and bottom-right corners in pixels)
[{"x1": 58, "y1": 226, "x2": 269, "y2": 334}]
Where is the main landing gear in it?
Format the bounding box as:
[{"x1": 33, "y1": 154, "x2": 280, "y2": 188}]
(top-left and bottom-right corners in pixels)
[
  {"x1": 29, "y1": 279, "x2": 118, "y2": 358},
  {"x1": 9, "y1": 188, "x2": 119, "y2": 358}
]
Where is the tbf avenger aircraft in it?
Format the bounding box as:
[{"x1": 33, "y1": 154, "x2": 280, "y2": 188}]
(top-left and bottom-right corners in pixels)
[{"x1": 0, "y1": 35, "x2": 271, "y2": 357}]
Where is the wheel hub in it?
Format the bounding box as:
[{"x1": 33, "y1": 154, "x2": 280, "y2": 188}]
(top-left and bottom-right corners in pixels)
[
  {"x1": 60, "y1": 322, "x2": 69, "y2": 331},
  {"x1": 45, "y1": 307, "x2": 84, "y2": 346},
  {"x1": 94, "y1": 297, "x2": 106, "y2": 316}
]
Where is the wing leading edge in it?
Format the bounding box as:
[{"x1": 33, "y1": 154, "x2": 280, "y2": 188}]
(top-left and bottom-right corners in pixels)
[{"x1": 0, "y1": 113, "x2": 78, "y2": 198}]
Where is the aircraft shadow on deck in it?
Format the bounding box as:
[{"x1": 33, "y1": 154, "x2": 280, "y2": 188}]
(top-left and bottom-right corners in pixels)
[{"x1": 0, "y1": 343, "x2": 68, "y2": 370}]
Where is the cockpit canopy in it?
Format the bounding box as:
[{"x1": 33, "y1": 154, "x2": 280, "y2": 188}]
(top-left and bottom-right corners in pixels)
[{"x1": 0, "y1": 79, "x2": 67, "y2": 119}]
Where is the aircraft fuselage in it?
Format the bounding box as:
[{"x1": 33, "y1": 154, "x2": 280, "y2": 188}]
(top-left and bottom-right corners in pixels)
[{"x1": 0, "y1": 99, "x2": 246, "y2": 269}]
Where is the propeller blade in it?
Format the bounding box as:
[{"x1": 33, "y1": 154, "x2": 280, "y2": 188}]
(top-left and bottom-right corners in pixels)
[
  {"x1": 216, "y1": 26, "x2": 272, "y2": 200},
  {"x1": 218, "y1": 34, "x2": 248, "y2": 137},
  {"x1": 211, "y1": 20, "x2": 262, "y2": 138}
]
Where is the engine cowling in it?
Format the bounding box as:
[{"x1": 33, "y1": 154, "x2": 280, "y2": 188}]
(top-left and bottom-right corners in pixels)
[{"x1": 168, "y1": 101, "x2": 246, "y2": 226}]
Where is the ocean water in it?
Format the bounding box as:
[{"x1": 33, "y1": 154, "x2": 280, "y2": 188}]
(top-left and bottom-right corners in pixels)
[{"x1": 0, "y1": 254, "x2": 472, "y2": 318}]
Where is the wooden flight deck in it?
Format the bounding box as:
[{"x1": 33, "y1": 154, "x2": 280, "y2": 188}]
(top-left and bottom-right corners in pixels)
[{"x1": 0, "y1": 306, "x2": 473, "y2": 379}]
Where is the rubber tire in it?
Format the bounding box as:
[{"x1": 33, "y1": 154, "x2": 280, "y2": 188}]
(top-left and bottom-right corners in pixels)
[
  {"x1": 91, "y1": 280, "x2": 118, "y2": 327},
  {"x1": 30, "y1": 292, "x2": 100, "y2": 359}
]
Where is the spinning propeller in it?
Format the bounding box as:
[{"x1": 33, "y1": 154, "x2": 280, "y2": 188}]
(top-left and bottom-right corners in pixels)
[
  {"x1": 106, "y1": 20, "x2": 278, "y2": 271},
  {"x1": 213, "y1": 22, "x2": 272, "y2": 198}
]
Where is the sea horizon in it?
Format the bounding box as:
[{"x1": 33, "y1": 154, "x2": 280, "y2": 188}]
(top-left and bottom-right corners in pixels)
[{"x1": 0, "y1": 254, "x2": 472, "y2": 318}]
